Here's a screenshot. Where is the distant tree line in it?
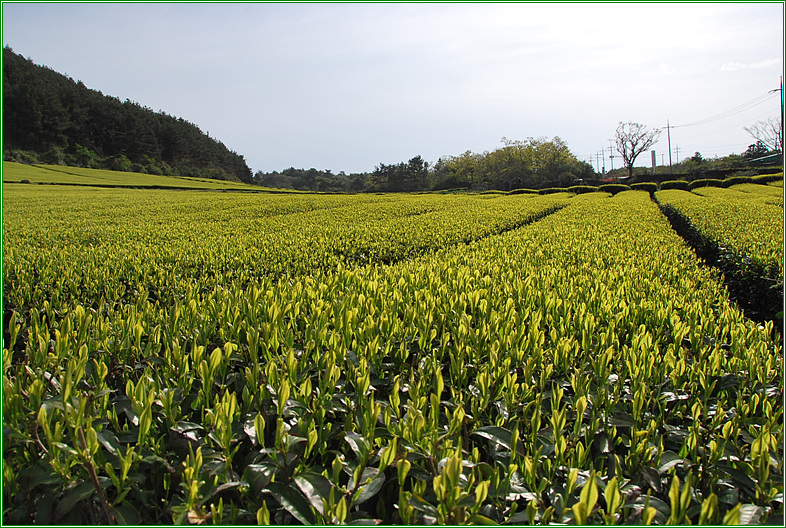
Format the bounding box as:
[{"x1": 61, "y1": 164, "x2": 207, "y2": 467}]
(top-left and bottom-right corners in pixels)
[
  {"x1": 2, "y1": 46, "x2": 253, "y2": 183},
  {"x1": 254, "y1": 138, "x2": 596, "y2": 193},
  {"x1": 254, "y1": 167, "x2": 368, "y2": 193}
]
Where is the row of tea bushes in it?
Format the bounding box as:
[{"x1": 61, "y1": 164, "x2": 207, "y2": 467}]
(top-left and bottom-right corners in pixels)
[
  {"x1": 655, "y1": 185, "x2": 782, "y2": 285},
  {"x1": 655, "y1": 185, "x2": 782, "y2": 322},
  {"x1": 2, "y1": 186, "x2": 570, "y2": 318}
]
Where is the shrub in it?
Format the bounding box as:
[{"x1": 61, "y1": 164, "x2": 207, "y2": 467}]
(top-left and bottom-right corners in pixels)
[
  {"x1": 433, "y1": 174, "x2": 470, "y2": 191},
  {"x1": 631, "y1": 182, "x2": 658, "y2": 194},
  {"x1": 598, "y1": 183, "x2": 631, "y2": 195},
  {"x1": 660, "y1": 180, "x2": 690, "y2": 191},
  {"x1": 101, "y1": 154, "x2": 133, "y2": 172},
  {"x1": 567, "y1": 185, "x2": 600, "y2": 194},
  {"x1": 40, "y1": 148, "x2": 65, "y2": 165},
  {"x1": 3, "y1": 149, "x2": 39, "y2": 164},
  {"x1": 68, "y1": 144, "x2": 100, "y2": 168},
  {"x1": 508, "y1": 188, "x2": 539, "y2": 195},
  {"x1": 689, "y1": 178, "x2": 725, "y2": 190}
]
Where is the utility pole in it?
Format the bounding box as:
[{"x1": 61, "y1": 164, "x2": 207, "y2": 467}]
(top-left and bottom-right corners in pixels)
[
  {"x1": 666, "y1": 120, "x2": 673, "y2": 175},
  {"x1": 601, "y1": 147, "x2": 605, "y2": 175},
  {"x1": 608, "y1": 140, "x2": 615, "y2": 171},
  {"x1": 674, "y1": 145, "x2": 681, "y2": 164},
  {"x1": 770, "y1": 76, "x2": 783, "y2": 152}
]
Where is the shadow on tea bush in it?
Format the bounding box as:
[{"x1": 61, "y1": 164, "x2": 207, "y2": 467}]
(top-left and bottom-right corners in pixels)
[
  {"x1": 566, "y1": 185, "x2": 600, "y2": 194},
  {"x1": 598, "y1": 184, "x2": 631, "y2": 195},
  {"x1": 659, "y1": 180, "x2": 690, "y2": 191},
  {"x1": 689, "y1": 178, "x2": 725, "y2": 190}
]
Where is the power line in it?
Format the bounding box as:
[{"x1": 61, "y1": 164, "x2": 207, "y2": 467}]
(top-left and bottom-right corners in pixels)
[
  {"x1": 676, "y1": 108, "x2": 777, "y2": 141},
  {"x1": 673, "y1": 91, "x2": 777, "y2": 128}
]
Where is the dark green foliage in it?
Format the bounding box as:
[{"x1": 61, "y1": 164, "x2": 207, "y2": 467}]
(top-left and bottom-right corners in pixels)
[
  {"x1": 254, "y1": 167, "x2": 369, "y2": 192},
  {"x1": 660, "y1": 180, "x2": 690, "y2": 191},
  {"x1": 598, "y1": 183, "x2": 631, "y2": 195},
  {"x1": 630, "y1": 182, "x2": 658, "y2": 194},
  {"x1": 2, "y1": 46, "x2": 253, "y2": 183},
  {"x1": 567, "y1": 185, "x2": 599, "y2": 194},
  {"x1": 3, "y1": 148, "x2": 40, "y2": 164},
  {"x1": 100, "y1": 154, "x2": 133, "y2": 172},
  {"x1": 39, "y1": 147, "x2": 65, "y2": 165},
  {"x1": 367, "y1": 156, "x2": 429, "y2": 192},
  {"x1": 744, "y1": 140, "x2": 771, "y2": 158},
  {"x1": 688, "y1": 178, "x2": 725, "y2": 190},
  {"x1": 431, "y1": 173, "x2": 471, "y2": 191}
]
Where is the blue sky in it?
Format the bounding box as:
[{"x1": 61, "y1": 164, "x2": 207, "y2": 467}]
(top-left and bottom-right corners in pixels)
[{"x1": 3, "y1": 2, "x2": 783, "y2": 174}]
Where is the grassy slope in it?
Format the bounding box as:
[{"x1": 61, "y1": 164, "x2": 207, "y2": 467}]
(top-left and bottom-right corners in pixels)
[{"x1": 1, "y1": 161, "x2": 293, "y2": 192}]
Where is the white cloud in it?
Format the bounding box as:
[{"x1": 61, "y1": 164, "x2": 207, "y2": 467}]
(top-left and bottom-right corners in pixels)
[{"x1": 721, "y1": 58, "x2": 781, "y2": 71}]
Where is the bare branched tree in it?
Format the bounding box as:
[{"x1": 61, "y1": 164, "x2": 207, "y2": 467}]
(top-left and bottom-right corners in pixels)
[
  {"x1": 615, "y1": 122, "x2": 661, "y2": 179},
  {"x1": 744, "y1": 116, "x2": 783, "y2": 153}
]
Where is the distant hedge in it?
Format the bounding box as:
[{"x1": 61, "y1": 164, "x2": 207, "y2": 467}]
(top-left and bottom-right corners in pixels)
[
  {"x1": 567, "y1": 185, "x2": 599, "y2": 194},
  {"x1": 539, "y1": 187, "x2": 568, "y2": 195},
  {"x1": 751, "y1": 173, "x2": 783, "y2": 184},
  {"x1": 598, "y1": 183, "x2": 631, "y2": 195},
  {"x1": 508, "y1": 188, "x2": 539, "y2": 195},
  {"x1": 659, "y1": 180, "x2": 690, "y2": 191},
  {"x1": 723, "y1": 176, "x2": 755, "y2": 186},
  {"x1": 630, "y1": 182, "x2": 658, "y2": 194},
  {"x1": 689, "y1": 178, "x2": 725, "y2": 190}
]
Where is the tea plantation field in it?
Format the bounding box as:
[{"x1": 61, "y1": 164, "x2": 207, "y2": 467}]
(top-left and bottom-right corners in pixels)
[
  {"x1": 2, "y1": 177, "x2": 783, "y2": 525},
  {"x1": 1, "y1": 161, "x2": 279, "y2": 191}
]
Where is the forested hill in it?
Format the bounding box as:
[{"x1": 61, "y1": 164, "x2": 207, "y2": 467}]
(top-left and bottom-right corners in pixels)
[{"x1": 2, "y1": 46, "x2": 253, "y2": 183}]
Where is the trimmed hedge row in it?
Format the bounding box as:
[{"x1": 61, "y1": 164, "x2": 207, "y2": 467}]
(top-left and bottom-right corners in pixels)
[
  {"x1": 539, "y1": 187, "x2": 568, "y2": 195},
  {"x1": 500, "y1": 174, "x2": 782, "y2": 196},
  {"x1": 752, "y1": 173, "x2": 783, "y2": 184},
  {"x1": 566, "y1": 185, "x2": 600, "y2": 194},
  {"x1": 630, "y1": 182, "x2": 658, "y2": 194},
  {"x1": 688, "y1": 178, "x2": 725, "y2": 190},
  {"x1": 598, "y1": 183, "x2": 631, "y2": 195},
  {"x1": 659, "y1": 180, "x2": 690, "y2": 191}
]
